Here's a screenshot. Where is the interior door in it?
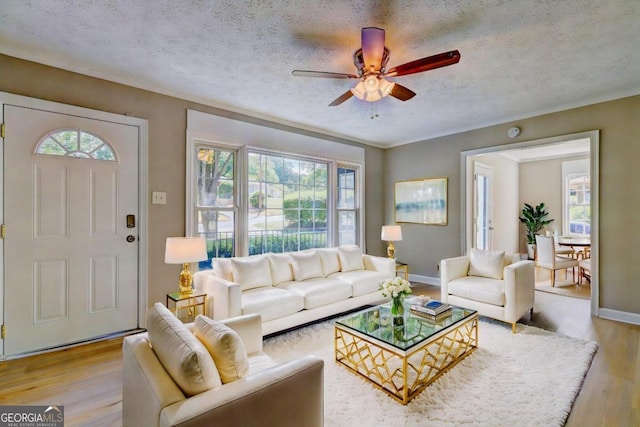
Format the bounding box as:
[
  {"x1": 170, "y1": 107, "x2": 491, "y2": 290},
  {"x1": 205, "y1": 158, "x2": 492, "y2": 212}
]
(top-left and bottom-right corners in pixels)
[
  {"x1": 473, "y1": 162, "x2": 494, "y2": 250},
  {"x1": 3, "y1": 104, "x2": 139, "y2": 356}
]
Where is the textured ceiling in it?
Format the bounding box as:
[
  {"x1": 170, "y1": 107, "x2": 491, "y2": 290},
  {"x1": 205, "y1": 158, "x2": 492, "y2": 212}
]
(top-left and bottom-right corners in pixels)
[{"x1": 1, "y1": 0, "x2": 639, "y2": 148}]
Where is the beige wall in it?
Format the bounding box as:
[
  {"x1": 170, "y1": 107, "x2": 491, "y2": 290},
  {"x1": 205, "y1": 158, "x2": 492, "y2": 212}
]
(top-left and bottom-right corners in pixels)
[
  {"x1": 0, "y1": 54, "x2": 386, "y2": 310},
  {"x1": 386, "y1": 95, "x2": 640, "y2": 315},
  {"x1": 2, "y1": 53, "x2": 639, "y2": 317}
]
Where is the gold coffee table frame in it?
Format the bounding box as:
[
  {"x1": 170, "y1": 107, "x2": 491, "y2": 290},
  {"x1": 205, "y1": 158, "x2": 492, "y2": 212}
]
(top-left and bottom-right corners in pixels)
[{"x1": 335, "y1": 304, "x2": 478, "y2": 405}]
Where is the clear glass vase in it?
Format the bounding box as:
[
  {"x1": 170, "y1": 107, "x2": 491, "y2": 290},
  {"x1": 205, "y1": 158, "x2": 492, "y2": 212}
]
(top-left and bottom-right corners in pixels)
[{"x1": 391, "y1": 296, "x2": 405, "y2": 327}]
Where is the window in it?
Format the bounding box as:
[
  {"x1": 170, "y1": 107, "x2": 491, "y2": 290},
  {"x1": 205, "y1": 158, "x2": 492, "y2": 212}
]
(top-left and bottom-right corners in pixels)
[
  {"x1": 194, "y1": 146, "x2": 236, "y2": 262},
  {"x1": 565, "y1": 173, "x2": 591, "y2": 236},
  {"x1": 187, "y1": 139, "x2": 362, "y2": 261},
  {"x1": 36, "y1": 129, "x2": 116, "y2": 161},
  {"x1": 337, "y1": 166, "x2": 358, "y2": 245},
  {"x1": 247, "y1": 151, "x2": 328, "y2": 254}
]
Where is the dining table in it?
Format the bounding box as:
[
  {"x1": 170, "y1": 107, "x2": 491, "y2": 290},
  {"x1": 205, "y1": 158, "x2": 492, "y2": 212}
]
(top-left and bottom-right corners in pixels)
[
  {"x1": 556, "y1": 236, "x2": 591, "y2": 259},
  {"x1": 556, "y1": 237, "x2": 591, "y2": 247}
]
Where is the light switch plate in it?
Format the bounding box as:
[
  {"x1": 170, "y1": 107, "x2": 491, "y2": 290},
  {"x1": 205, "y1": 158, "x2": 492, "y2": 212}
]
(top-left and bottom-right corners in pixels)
[{"x1": 152, "y1": 191, "x2": 167, "y2": 205}]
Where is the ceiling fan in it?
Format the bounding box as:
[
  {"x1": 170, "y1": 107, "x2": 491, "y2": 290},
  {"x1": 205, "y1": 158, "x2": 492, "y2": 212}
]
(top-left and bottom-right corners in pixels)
[{"x1": 292, "y1": 27, "x2": 460, "y2": 106}]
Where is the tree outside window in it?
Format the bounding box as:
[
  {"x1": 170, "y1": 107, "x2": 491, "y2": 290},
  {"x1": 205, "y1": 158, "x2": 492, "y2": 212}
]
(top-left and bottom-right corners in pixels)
[{"x1": 196, "y1": 146, "x2": 236, "y2": 261}]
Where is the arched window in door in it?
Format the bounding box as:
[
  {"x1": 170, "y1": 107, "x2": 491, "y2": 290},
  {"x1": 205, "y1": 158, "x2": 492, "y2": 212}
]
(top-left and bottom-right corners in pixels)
[{"x1": 35, "y1": 129, "x2": 117, "y2": 161}]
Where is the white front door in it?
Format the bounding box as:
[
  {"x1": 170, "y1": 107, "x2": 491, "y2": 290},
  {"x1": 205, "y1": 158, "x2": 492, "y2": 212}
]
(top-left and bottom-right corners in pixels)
[
  {"x1": 473, "y1": 162, "x2": 494, "y2": 250},
  {"x1": 3, "y1": 104, "x2": 140, "y2": 356}
]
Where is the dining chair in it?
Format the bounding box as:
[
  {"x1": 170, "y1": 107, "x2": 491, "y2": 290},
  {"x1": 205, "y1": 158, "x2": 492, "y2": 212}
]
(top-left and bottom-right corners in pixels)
[
  {"x1": 546, "y1": 231, "x2": 575, "y2": 258},
  {"x1": 535, "y1": 235, "x2": 579, "y2": 287},
  {"x1": 578, "y1": 258, "x2": 591, "y2": 285}
]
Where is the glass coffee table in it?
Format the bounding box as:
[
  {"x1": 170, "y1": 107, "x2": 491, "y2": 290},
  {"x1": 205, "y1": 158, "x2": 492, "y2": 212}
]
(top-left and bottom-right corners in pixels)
[{"x1": 335, "y1": 302, "x2": 478, "y2": 404}]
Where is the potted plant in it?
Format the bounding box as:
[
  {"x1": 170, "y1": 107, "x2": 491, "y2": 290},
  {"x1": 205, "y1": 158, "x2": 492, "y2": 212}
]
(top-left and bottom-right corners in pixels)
[{"x1": 519, "y1": 202, "x2": 554, "y2": 259}]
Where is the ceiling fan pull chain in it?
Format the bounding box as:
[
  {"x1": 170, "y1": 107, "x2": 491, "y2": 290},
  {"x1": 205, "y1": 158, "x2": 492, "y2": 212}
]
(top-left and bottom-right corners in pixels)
[{"x1": 370, "y1": 103, "x2": 379, "y2": 120}]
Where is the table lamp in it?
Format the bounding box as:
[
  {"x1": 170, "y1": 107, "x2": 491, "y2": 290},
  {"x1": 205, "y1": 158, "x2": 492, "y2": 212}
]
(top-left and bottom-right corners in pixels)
[
  {"x1": 381, "y1": 225, "x2": 402, "y2": 259},
  {"x1": 165, "y1": 237, "x2": 208, "y2": 295}
]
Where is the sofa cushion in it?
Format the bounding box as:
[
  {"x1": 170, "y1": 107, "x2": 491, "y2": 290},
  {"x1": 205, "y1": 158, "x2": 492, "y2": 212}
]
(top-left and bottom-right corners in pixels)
[
  {"x1": 328, "y1": 270, "x2": 389, "y2": 297},
  {"x1": 289, "y1": 251, "x2": 324, "y2": 281},
  {"x1": 338, "y1": 245, "x2": 364, "y2": 272},
  {"x1": 268, "y1": 253, "x2": 294, "y2": 285},
  {"x1": 231, "y1": 256, "x2": 273, "y2": 291},
  {"x1": 468, "y1": 248, "x2": 505, "y2": 280},
  {"x1": 280, "y1": 278, "x2": 352, "y2": 309},
  {"x1": 147, "y1": 303, "x2": 222, "y2": 396},
  {"x1": 448, "y1": 276, "x2": 506, "y2": 306},
  {"x1": 194, "y1": 315, "x2": 249, "y2": 384},
  {"x1": 316, "y1": 248, "x2": 341, "y2": 276},
  {"x1": 241, "y1": 287, "x2": 304, "y2": 322}
]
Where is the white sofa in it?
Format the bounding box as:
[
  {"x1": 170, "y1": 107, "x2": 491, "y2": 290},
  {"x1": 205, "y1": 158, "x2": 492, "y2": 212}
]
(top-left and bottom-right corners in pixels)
[
  {"x1": 440, "y1": 249, "x2": 535, "y2": 333},
  {"x1": 123, "y1": 305, "x2": 324, "y2": 427},
  {"x1": 193, "y1": 246, "x2": 395, "y2": 336}
]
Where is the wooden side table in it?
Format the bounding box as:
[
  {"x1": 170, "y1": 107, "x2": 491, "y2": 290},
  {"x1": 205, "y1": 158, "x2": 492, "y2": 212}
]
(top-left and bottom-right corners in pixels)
[
  {"x1": 166, "y1": 291, "x2": 207, "y2": 323},
  {"x1": 395, "y1": 261, "x2": 409, "y2": 280}
]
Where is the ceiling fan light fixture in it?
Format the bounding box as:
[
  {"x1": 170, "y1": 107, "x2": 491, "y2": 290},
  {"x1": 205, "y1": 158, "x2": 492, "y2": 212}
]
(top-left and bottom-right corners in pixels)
[
  {"x1": 364, "y1": 75, "x2": 380, "y2": 94},
  {"x1": 379, "y1": 78, "x2": 395, "y2": 97},
  {"x1": 351, "y1": 76, "x2": 394, "y2": 102},
  {"x1": 365, "y1": 90, "x2": 382, "y2": 102},
  {"x1": 351, "y1": 81, "x2": 366, "y2": 100}
]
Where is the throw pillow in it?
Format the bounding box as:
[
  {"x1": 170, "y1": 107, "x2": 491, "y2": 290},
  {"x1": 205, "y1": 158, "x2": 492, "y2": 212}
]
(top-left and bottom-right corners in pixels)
[
  {"x1": 468, "y1": 248, "x2": 505, "y2": 280},
  {"x1": 317, "y1": 248, "x2": 341, "y2": 275},
  {"x1": 194, "y1": 315, "x2": 249, "y2": 384},
  {"x1": 288, "y1": 251, "x2": 324, "y2": 281},
  {"x1": 147, "y1": 302, "x2": 221, "y2": 396},
  {"x1": 212, "y1": 258, "x2": 233, "y2": 281},
  {"x1": 338, "y1": 245, "x2": 365, "y2": 272},
  {"x1": 268, "y1": 253, "x2": 294, "y2": 285},
  {"x1": 230, "y1": 256, "x2": 273, "y2": 291}
]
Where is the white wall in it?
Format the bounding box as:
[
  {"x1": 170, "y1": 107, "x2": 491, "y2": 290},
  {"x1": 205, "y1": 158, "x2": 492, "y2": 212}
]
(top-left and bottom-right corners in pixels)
[{"x1": 469, "y1": 153, "x2": 520, "y2": 253}]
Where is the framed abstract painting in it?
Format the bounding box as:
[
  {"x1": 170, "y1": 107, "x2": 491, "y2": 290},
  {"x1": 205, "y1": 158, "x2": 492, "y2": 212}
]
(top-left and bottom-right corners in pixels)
[{"x1": 394, "y1": 177, "x2": 448, "y2": 225}]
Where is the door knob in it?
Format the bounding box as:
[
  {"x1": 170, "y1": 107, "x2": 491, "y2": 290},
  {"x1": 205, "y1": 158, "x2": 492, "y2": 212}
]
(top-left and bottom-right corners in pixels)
[{"x1": 126, "y1": 235, "x2": 136, "y2": 243}]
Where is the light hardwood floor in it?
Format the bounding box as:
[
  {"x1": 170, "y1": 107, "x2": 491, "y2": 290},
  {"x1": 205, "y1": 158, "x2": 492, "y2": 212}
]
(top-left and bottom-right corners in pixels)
[{"x1": 0, "y1": 285, "x2": 638, "y2": 427}]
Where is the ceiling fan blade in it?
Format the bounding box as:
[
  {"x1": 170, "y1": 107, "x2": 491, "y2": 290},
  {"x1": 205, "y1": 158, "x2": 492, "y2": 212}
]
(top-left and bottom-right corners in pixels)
[
  {"x1": 328, "y1": 90, "x2": 354, "y2": 106},
  {"x1": 361, "y1": 27, "x2": 385, "y2": 71},
  {"x1": 385, "y1": 50, "x2": 461, "y2": 77},
  {"x1": 292, "y1": 70, "x2": 358, "y2": 79},
  {"x1": 389, "y1": 83, "x2": 416, "y2": 101}
]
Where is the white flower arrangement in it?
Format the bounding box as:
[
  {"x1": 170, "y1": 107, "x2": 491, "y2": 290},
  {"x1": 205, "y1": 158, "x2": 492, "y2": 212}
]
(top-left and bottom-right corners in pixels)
[{"x1": 379, "y1": 276, "x2": 412, "y2": 299}]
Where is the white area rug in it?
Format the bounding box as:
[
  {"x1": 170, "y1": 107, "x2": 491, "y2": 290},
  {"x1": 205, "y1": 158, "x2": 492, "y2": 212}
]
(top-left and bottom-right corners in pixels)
[{"x1": 263, "y1": 318, "x2": 597, "y2": 427}]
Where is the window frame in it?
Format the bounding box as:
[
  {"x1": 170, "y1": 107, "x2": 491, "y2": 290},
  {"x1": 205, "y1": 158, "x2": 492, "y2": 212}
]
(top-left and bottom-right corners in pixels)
[
  {"x1": 561, "y1": 159, "x2": 591, "y2": 237},
  {"x1": 336, "y1": 163, "x2": 361, "y2": 246},
  {"x1": 186, "y1": 135, "x2": 363, "y2": 260},
  {"x1": 35, "y1": 128, "x2": 117, "y2": 161},
  {"x1": 245, "y1": 148, "x2": 331, "y2": 254},
  {"x1": 186, "y1": 138, "x2": 240, "y2": 260},
  {"x1": 563, "y1": 173, "x2": 591, "y2": 237}
]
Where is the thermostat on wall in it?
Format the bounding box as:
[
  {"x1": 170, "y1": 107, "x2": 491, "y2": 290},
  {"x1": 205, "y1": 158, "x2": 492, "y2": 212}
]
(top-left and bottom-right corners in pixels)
[{"x1": 507, "y1": 127, "x2": 520, "y2": 138}]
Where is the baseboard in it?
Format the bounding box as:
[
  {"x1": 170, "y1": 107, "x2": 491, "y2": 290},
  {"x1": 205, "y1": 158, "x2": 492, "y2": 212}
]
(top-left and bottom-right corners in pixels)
[
  {"x1": 409, "y1": 274, "x2": 441, "y2": 286},
  {"x1": 598, "y1": 308, "x2": 640, "y2": 326}
]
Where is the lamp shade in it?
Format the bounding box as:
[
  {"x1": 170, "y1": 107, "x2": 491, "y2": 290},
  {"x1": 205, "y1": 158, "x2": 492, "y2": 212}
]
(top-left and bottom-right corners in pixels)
[
  {"x1": 381, "y1": 225, "x2": 402, "y2": 241},
  {"x1": 165, "y1": 237, "x2": 208, "y2": 264}
]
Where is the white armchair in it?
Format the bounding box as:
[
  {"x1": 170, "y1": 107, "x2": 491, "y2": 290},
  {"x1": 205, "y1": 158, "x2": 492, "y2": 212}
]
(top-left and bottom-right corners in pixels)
[
  {"x1": 122, "y1": 310, "x2": 324, "y2": 427},
  {"x1": 441, "y1": 250, "x2": 535, "y2": 333}
]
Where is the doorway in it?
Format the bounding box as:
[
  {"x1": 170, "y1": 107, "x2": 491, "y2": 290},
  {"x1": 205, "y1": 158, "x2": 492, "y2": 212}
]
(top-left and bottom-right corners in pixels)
[
  {"x1": 1, "y1": 93, "x2": 148, "y2": 357},
  {"x1": 473, "y1": 162, "x2": 494, "y2": 250},
  {"x1": 461, "y1": 130, "x2": 599, "y2": 316}
]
